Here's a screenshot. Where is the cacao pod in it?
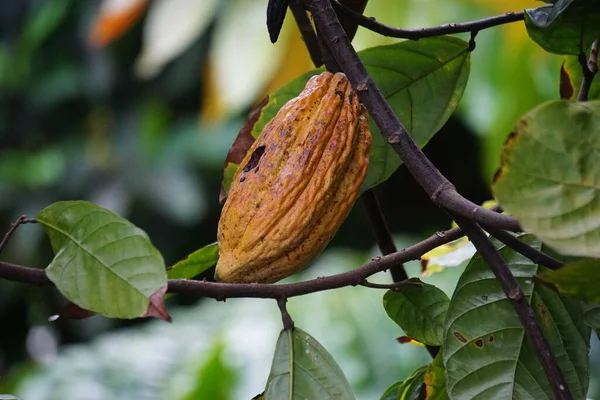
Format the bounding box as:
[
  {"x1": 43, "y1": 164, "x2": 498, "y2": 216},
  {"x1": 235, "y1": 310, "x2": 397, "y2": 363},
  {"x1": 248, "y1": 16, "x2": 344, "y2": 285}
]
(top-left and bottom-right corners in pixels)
[{"x1": 216, "y1": 71, "x2": 371, "y2": 283}]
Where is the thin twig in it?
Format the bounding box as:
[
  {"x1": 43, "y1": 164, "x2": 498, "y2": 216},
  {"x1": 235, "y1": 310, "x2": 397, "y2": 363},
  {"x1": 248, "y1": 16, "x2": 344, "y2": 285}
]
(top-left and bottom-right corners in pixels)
[
  {"x1": 289, "y1": 0, "x2": 323, "y2": 66},
  {"x1": 453, "y1": 215, "x2": 572, "y2": 400},
  {"x1": 577, "y1": 39, "x2": 599, "y2": 101},
  {"x1": 361, "y1": 190, "x2": 408, "y2": 281},
  {"x1": 302, "y1": 0, "x2": 520, "y2": 231},
  {"x1": 486, "y1": 228, "x2": 563, "y2": 270},
  {"x1": 359, "y1": 279, "x2": 421, "y2": 290},
  {"x1": 0, "y1": 216, "x2": 36, "y2": 254},
  {"x1": 331, "y1": 1, "x2": 524, "y2": 40},
  {"x1": 277, "y1": 297, "x2": 295, "y2": 330},
  {"x1": 0, "y1": 226, "x2": 465, "y2": 298}
]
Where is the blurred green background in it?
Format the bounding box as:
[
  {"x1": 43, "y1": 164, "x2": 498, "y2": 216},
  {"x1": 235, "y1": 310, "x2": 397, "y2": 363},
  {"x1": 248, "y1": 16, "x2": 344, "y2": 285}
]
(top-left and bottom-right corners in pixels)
[{"x1": 0, "y1": 0, "x2": 597, "y2": 398}]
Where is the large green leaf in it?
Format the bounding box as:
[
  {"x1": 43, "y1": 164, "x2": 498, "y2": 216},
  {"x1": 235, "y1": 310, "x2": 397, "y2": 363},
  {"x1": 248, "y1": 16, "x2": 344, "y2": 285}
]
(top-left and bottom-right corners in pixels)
[
  {"x1": 443, "y1": 235, "x2": 590, "y2": 400},
  {"x1": 493, "y1": 100, "x2": 600, "y2": 258},
  {"x1": 538, "y1": 259, "x2": 600, "y2": 303},
  {"x1": 383, "y1": 281, "x2": 450, "y2": 346},
  {"x1": 525, "y1": 0, "x2": 600, "y2": 55},
  {"x1": 167, "y1": 242, "x2": 219, "y2": 279},
  {"x1": 222, "y1": 36, "x2": 470, "y2": 194},
  {"x1": 263, "y1": 327, "x2": 355, "y2": 400},
  {"x1": 37, "y1": 201, "x2": 168, "y2": 319}
]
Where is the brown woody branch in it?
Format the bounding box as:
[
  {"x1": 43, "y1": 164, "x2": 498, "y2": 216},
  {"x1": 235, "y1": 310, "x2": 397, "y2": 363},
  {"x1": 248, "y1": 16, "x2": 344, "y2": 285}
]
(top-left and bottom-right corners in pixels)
[
  {"x1": 331, "y1": 1, "x2": 524, "y2": 40},
  {"x1": 577, "y1": 39, "x2": 599, "y2": 102},
  {"x1": 302, "y1": 0, "x2": 520, "y2": 231},
  {"x1": 0, "y1": 226, "x2": 465, "y2": 299},
  {"x1": 301, "y1": 0, "x2": 569, "y2": 397},
  {"x1": 453, "y1": 215, "x2": 571, "y2": 400}
]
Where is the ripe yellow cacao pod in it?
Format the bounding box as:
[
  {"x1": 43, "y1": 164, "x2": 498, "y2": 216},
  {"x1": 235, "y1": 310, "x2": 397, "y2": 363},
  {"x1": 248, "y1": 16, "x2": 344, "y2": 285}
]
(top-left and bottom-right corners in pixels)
[{"x1": 216, "y1": 71, "x2": 372, "y2": 284}]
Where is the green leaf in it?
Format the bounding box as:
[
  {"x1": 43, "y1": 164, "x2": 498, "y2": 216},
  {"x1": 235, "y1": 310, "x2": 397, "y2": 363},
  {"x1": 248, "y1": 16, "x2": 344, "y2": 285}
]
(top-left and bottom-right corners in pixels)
[
  {"x1": 493, "y1": 100, "x2": 600, "y2": 258},
  {"x1": 380, "y1": 366, "x2": 428, "y2": 400},
  {"x1": 538, "y1": 259, "x2": 600, "y2": 303},
  {"x1": 182, "y1": 342, "x2": 237, "y2": 400},
  {"x1": 582, "y1": 303, "x2": 600, "y2": 336},
  {"x1": 443, "y1": 235, "x2": 590, "y2": 400},
  {"x1": 424, "y1": 353, "x2": 449, "y2": 400},
  {"x1": 525, "y1": 1, "x2": 600, "y2": 55},
  {"x1": 167, "y1": 242, "x2": 219, "y2": 279},
  {"x1": 380, "y1": 381, "x2": 403, "y2": 400},
  {"x1": 224, "y1": 36, "x2": 470, "y2": 194},
  {"x1": 561, "y1": 55, "x2": 600, "y2": 100},
  {"x1": 264, "y1": 327, "x2": 355, "y2": 400},
  {"x1": 383, "y1": 280, "x2": 450, "y2": 346},
  {"x1": 37, "y1": 201, "x2": 168, "y2": 319}
]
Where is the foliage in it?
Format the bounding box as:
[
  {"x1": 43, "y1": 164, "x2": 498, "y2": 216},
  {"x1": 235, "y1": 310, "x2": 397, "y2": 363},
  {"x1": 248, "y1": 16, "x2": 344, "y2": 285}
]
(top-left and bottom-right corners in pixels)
[{"x1": 1, "y1": 0, "x2": 600, "y2": 399}]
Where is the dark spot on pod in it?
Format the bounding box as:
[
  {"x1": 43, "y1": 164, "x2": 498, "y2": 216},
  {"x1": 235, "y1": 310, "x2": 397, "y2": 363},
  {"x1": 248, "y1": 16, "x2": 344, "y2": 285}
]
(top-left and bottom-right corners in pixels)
[
  {"x1": 488, "y1": 335, "x2": 494, "y2": 343},
  {"x1": 474, "y1": 339, "x2": 484, "y2": 348},
  {"x1": 334, "y1": 90, "x2": 344, "y2": 100},
  {"x1": 242, "y1": 145, "x2": 266, "y2": 173},
  {"x1": 239, "y1": 176, "x2": 246, "y2": 183},
  {"x1": 454, "y1": 331, "x2": 468, "y2": 343}
]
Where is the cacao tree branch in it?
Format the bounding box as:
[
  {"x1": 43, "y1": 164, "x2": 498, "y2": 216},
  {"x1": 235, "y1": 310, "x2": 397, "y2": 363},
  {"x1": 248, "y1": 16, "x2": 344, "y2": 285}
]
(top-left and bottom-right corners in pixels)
[
  {"x1": 277, "y1": 297, "x2": 295, "y2": 330},
  {"x1": 289, "y1": 1, "x2": 412, "y2": 286},
  {"x1": 0, "y1": 226, "x2": 465, "y2": 299},
  {"x1": 331, "y1": 1, "x2": 524, "y2": 40},
  {"x1": 289, "y1": 0, "x2": 323, "y2": 66},
  {"x1": 301, "y1": 0, "x2": 521, "y2": 231},
  {"x1": 577, "y1": 39, "x2": 599, "y2": 102},
  {"x1": 0, "y1": 216, "x2": 36, "y2": 254},
  {"x1": 485, "y1": 228, "x2": 563, "y2": 270},
  {"x1": 452, "y1": 215, "x2": 572, "y2": 400},
  {"x1": 361, "y1": 190, "x2": 407, "y2": 281}
]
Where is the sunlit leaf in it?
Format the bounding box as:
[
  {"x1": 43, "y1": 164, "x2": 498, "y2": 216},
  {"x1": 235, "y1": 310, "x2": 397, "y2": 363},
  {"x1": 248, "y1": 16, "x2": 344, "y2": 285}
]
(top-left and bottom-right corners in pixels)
[
  {"x1": 525, "y1": 1, "x2": 600, "y2": 55},
  {"x1": 538, "y1": 259, "x2": 600, "y2": 303},
  {"x1": 223, "y1": 36, "x2": 470, "y2": 194},
  {"x1": 89, "y1": 0, "x2": 148, "y2": 47},
  {"x1": 134, "y1": 0, "x2": 219, "y2": 78},
  {"x1": 38, "y1": 201, "x2": 168, "y2": 320},
  {"x1": 561, "y1": 55, "x2": 600, "y2": 100},
  {"x1": 493, "y1": 100, "x2": 600, "y2": 258},
  {"x1": 420, "y1": 239, "x2": 475, "y2": 277},
  {"x1": 383, "y1": 280, "x2": 450, "y2": 346},
  {"x1": 424, "y1": 353, "x2": 449, "y2": 400},
  {"x1": 167, "y1": 243, "x2": 219, "y2": 280},
  {"x1": 444, "y1": 234, "x2": 590, "y2": 399},
  {"x1": 264, "y1": 328, "x2": 355, "y2": 399},
  {"x1": 205, "y1": 0, "x2": 296, "y2": 118}
]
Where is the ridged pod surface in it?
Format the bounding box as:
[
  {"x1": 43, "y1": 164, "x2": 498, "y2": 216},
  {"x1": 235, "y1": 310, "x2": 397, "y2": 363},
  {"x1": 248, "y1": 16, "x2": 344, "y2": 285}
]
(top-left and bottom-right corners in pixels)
[{"x1": 216, "y1": 72, "x2": 372, "y2": 283}]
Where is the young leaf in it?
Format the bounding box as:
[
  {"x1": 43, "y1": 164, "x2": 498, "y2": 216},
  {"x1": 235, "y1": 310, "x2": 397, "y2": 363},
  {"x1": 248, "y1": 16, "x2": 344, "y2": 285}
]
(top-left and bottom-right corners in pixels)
[
  {"x1": 167, "y1": 242, "x2": 219, "y2": 279},
  {"x1": 443, "y1": 234, "x2": 590, "y2": 400},
  {"x1": 582, "y1": 303, "x2": 600, "y2": 336},
  {"x1": 380, "y1": 366, "x2": 427, "y2": 400},
  {"x1": 493, "y1": 100, "x2": 600, "y2": 258},
  {"x1": 525, "y1": 1, "x2": 600, "y2": 55},
  {"x1": 383, "y1": 281, "x2": 450, "y2": 346},
  {"x1": 264, "y1": 327, "x2": 355, "y2": 400},
  {"x1": 560, "y1": 55, "x2": 600, "y2": 100},
  {"x1": 222, "y1": 36, "x2": 470, "y2": 196},
  {"x1": 424, "y1": 353, "x2": 449, "y2": 400},
  {"x1": 37, "y1": 201, "x2": 168, "y2": 320},
  {"x1": 538, "y1": 259, "x2": 600, "y2": 303}
]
